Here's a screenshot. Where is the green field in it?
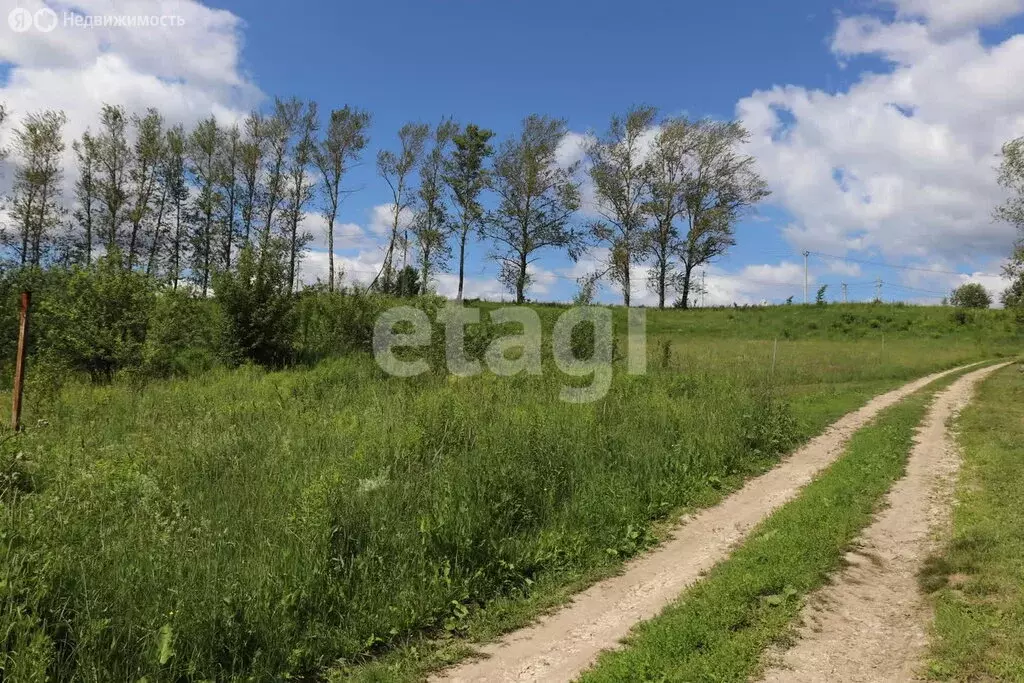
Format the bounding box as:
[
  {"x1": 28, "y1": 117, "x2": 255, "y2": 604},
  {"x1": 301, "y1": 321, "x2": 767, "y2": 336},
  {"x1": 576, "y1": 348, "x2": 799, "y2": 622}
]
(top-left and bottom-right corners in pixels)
[{"x1": 1, "y1": 302, "x2": 1021, "y2": 681}]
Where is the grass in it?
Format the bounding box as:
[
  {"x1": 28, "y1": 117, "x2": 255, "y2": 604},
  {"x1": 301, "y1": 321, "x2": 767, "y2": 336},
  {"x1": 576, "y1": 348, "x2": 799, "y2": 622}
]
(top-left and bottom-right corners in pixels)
[
  {"x1": 0, "y1": 303, "x2": 1017, "y2": 681},
  {"x1": 577, "y1": 363, "x2": 981, "y2": 683},
  {"x1": 920, "y1": 364, "x2": 1024, "y2": 680}
]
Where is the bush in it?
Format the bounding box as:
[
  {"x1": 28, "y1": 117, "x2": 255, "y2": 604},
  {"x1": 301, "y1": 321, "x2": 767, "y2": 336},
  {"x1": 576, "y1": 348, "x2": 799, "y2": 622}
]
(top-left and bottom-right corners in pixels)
[
  {"x1": 214, "y1": 245, "x2": 297, "y2": 368},
  {"x1": 950, "y1": 282, "x2": 992, "y2": 309},
  {"x1": 35, "y1": 252, "x2": 155, "y2": 381},
  {"x1": 144, "y1": 291, "x2": 220, "y2": 377}
]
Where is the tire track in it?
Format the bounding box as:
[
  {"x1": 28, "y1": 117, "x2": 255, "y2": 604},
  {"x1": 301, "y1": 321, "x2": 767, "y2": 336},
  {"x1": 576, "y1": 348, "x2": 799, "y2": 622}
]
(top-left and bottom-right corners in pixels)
[{"x1": 432, "y1": 363, "x2": 986, "y2": 683}]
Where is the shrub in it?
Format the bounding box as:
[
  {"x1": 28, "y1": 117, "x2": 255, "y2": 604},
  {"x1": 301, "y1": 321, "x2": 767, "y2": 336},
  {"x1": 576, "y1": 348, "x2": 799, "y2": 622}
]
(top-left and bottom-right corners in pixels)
[
  {"x1": 143, "y1": 290, "x2": 220, "y2": 377},
  {"x1": 214, "y1": 245, "x2": 297, "y2": 368},
  {"x1": 35, "y1": 252, "x2": 155, "y2": 381},
  {"x1": 950, "y1": 282, "x2": 992, "y2": 309}
]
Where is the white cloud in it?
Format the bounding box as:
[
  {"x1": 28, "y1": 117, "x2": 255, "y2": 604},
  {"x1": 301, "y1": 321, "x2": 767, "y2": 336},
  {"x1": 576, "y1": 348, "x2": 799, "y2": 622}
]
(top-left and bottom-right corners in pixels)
[
  {"x1": 737, "y1": 7, "x2": 1024, "y2": 268},
  {"x1": 887, "y1": 0, "x2": 1024, "y2": 31},
  {"x1": 0, "y1": 0, "x2": 260, "y2": 197}
]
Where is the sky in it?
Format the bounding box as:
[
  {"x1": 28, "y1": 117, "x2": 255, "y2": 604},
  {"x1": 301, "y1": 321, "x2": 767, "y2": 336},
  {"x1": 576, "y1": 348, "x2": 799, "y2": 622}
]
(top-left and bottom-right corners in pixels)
[{"x1": 1, "y1": 0, "x2": 1023, "y2": 305}]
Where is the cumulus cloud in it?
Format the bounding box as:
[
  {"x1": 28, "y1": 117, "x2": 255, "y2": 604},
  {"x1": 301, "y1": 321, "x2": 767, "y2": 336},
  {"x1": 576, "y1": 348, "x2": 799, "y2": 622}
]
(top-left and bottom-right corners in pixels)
[
  {"x1": 0, "y1": 0, "x2": 261, "y2": 195},
  {"x1": 737, "y1": 4, "x2": 1024, "y2": 272},
  {"x1": 887, "y1": 0, "x2": 1024, "y2": 31}
]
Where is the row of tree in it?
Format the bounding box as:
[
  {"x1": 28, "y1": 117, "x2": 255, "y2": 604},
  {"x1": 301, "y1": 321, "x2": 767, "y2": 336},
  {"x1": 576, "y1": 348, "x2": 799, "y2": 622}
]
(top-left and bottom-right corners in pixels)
[{"x1": 0, "y1": 101, "x2": 769, "y2": 307}]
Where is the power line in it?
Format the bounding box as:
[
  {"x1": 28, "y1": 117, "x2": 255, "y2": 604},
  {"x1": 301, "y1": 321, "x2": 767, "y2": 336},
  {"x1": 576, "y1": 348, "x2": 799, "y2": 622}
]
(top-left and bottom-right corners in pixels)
[{"x1": 809, "y1": 251, "x2": 1002, "y2": 278}]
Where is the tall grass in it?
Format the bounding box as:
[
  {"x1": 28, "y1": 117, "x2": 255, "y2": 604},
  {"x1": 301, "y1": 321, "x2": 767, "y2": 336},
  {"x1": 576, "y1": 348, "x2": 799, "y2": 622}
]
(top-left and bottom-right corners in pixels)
[{"x1": 1, "y1": 305, "x2": 1017, "y2": 680}]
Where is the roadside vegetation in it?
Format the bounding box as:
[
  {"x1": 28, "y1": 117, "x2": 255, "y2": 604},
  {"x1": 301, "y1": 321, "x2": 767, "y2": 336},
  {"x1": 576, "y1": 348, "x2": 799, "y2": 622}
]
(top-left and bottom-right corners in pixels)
[
  {"x1": 1, "y1": 297, "x2": 1018, "y2": 680},
  {"x1": 920, "y1": 365, "x2": 1024, "y2": 680},
  {"x1": 577, "y1": 365, "x2": 979, "y2": 683}
]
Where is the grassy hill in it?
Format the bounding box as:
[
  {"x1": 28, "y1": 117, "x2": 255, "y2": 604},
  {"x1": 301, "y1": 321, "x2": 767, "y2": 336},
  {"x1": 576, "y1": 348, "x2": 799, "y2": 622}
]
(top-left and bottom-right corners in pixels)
[{"x1": 1, "y1": 300, "x2": 1020, "y2": 681}]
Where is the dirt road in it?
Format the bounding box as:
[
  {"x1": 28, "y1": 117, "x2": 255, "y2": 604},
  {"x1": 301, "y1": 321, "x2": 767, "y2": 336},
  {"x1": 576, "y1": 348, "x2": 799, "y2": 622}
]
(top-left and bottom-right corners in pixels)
[
  {"x1": 756, "y1": 362, "x2": 1007, "y2": 682},
  {"x1": 432, "y1": 363, "x2": 984, "y2": 683}
]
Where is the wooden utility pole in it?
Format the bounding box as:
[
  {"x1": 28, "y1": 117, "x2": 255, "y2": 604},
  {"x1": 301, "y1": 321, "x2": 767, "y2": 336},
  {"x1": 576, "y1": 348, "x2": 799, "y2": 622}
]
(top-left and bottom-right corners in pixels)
[{"x1": 11, "y1": 291, "x2": 31, "y2": 432}]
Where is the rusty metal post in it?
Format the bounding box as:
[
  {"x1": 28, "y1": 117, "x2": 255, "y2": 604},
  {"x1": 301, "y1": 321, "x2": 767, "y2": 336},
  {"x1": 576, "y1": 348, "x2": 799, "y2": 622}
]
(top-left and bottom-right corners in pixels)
[{"x1": 11, "y1": 291, "x2": 31, "y2": 432}]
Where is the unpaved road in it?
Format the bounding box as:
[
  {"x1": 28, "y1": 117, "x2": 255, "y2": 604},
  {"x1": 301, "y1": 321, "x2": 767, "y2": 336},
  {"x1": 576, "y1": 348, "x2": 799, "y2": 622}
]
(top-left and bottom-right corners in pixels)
[
  {"x1": 432, "y1": 363, "x2": 984, "y2": 683},
  {"x1": 758, "y1": 362, "x2": 1008, "y2": 683}
]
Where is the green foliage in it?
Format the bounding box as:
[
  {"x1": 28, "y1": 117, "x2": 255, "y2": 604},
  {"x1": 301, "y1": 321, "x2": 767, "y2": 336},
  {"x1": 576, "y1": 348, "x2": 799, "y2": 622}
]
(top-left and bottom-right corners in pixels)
[
  {"x1": 213, "y1": 245, "x2": 296, "y2": 367},
  {"x1": 143, "y1": 290, "x2": 220, "y2": 377},
  {"x1": 950, "y1": 282, "x2": 992, "y2": 309},
  {"x1": 395, "y1": 265, "x2": 421, "y2": 298},
  {"x1": 0, "y1": 302, "x2": 1016, "y2": 681},
  {"x1": 35, "y1": 251, "x2": 155, "y2": 381},
  {"x1": 815, "y1": 284, "x2": 828, "y2": 305}
]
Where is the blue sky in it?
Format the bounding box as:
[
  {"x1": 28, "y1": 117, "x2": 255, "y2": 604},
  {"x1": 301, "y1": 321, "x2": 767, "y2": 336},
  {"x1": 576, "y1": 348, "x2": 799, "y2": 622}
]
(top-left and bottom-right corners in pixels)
[{"x1": 2, "y1": 0, "x2": 1023, "y2": 304}]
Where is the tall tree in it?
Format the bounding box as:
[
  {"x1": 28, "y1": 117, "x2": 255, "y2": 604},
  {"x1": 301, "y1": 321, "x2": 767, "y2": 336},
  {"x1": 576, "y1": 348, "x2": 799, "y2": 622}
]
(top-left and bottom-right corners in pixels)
[
  {"x1": 483, "y1": 115, "x2": 582, "y2": 303},
  {"x1": 162, "y1": 125, "x2": 189, "y2": 289},
  {"x1": 95, "y1": 104, "x2": 131, "y2": 260},
  {"x1": 283, "y1": 101, "x2": 318, "y2": 293},
  {"x1": 125, "y1": 108, "x2": 164, "y2": 270},
  {"x1": 443, "y1": 123, "x2": 495, "y2": 300},
  {"x1": 995, "y1": 138, "x2": 1024, "y2": 309},
  {"x1": 412, "y1": 120, "x2": 457, "y2": 294},
  {"x1": 645, "y1": 117, "x2": 693, "y2": 308},
  {"x1": 314, "y1": 105, "x2": 371, "y2": 292},
  {"x1": 675, "y1": 120, "x2": 769, "y2": 309},
  {"x1": 238, "y1": 112, "x2": 265, "y2": 246},
  {"x1": 995, "y1": 136, "x2": 1024, "y2": 231},
  {"x1": 218, "y1": 124, "x2": 241, "y2": 270},
  {"x1": 72, "y1": 131, "x2": 101, "y2": 265},
  {"x1": 5, "y1": 110, "x2": 67, "y2": 267},
  {"x1": 188, "y1": 116, "x2": 222, "y2": 295},
  {"x1": 370, "y1": 122, "x2": 429, "y2": 293},
  {"x1": 259, "y1": 98, "x2": 299, "y2": 253},
  {"x1": 587, "y1": 105, "x2": 658, "y2": 307}
]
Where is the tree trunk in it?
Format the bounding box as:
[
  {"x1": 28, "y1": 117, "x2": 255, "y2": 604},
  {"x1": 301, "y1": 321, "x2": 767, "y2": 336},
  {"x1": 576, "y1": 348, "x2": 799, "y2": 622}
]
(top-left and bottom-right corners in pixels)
[
  {"x1": 224, "y1": 188, "x2": 236, "y2": 271},
  {"x1": 517, "y1": 251, "x2": 528, "y2": 304},
  {"x1": 623, "y1": 252, "x2": 631, "y2": 308},
  {"x1": 327, "y1": 210, "x2": 336, "y2": 293},
  {"x1": 680, "y1": 265, "x2": 694, "y2": 310},
  {"x1": 457, "y1": 226, "x2": 468, "y2": 301}
]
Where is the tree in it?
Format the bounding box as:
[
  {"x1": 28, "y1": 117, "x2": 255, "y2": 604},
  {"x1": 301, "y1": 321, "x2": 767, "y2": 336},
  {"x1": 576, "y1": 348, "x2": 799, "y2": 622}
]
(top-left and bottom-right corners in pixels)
[
  {"x1": 259, "y1": 98, "x2": 299, "y2": 253},
  {"x1": 314, "y1": 105, "x2": 371, "y2": 292},
  {"x1": 676, "y1": 120, "x2": 769, "y2": 310},
  {"x1": 213, "y1": 243, "x2": 295, "y2": 368},
  {"x1": 125, "y1": 109, "x2": 164, "y2": 270},
  {"x1": 950, "y1": 282, "x2": 992, "y2": 309},
  {"x1": 283, "y1": 101, "x2": 318, "y2": 293},
  {"x1": 395, "y1": 265, "x2": 421, "y2": 298},
  {"x1": 238, "y1": 112, "x2": 265, "y2": 246},
  {"x1": 483, "y1": 115, "x2": 582, "y2": 303},
  {"x1": 816, "y1": 284, "x2": 828, "y2": 305},
  {"x1": 443, "y1": 123, "x2": 495, "y2": 300},
  {"x1": 1002, "y1": 242, "x2": 1024, "y2": 308},
  {"x1": 72, "y1": 131, "x2": 100, "y2": 265},
  {"x1": 370, "y1": 122, "x2": 429, "y2": 293},
  {"x1": 218, "y1": 124, "x2": 241, "y2": 271},
  {"x1": 412, "y1": 120, "x2": 457, "y2": 294},
  {"x1": 188, "y1": 117, "x2": 222, "y2": 295},
  {"x1": 995, "y1": 136, "x2": 1024, "y2": 230},
  {"x1": 95, "y1": 104, "x2": 131, "y2": 260},
  {"x1": 5, "y1": 109, "x2": 67, "y2": 267},
  {"x1": 588, "y1": 105, "x2": 658, "y2": 307},
  {"x1": 645, "y1": 117, "x2": 693, "y2": 309},
  {"x1": 162, "y1": 125, "x2": 189, "y2": 289}
]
